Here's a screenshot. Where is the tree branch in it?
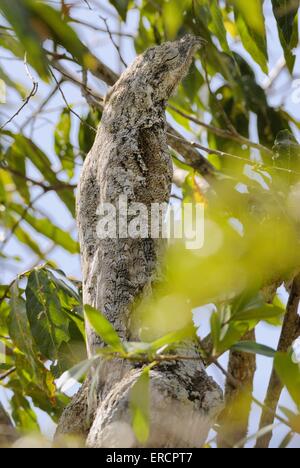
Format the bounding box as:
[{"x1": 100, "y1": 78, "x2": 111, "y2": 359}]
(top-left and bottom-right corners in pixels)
[
  {"x1": 168, "y1": 104, "x2": 273, "y2": 156},
  {"x1": 256, "y1": 274, "x2": 300, "y2": 448},
  {"x1": 0, "y1": 55, "x2": 38, "y2": 130}
]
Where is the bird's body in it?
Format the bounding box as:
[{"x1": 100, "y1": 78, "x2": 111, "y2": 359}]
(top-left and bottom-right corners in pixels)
[{"x1": 77, "y1": 35, "x2": 205, "y2": 354}]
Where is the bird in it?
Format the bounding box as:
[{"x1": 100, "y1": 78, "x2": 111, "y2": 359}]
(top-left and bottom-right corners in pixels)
[{"x1": 67, "y1": 35, "x2": 223, "y2": 448}]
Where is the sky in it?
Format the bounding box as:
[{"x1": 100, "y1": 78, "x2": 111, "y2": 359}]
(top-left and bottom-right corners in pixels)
[{"x1": 0, "y1": 0, "x2": 300, "y2": 448}]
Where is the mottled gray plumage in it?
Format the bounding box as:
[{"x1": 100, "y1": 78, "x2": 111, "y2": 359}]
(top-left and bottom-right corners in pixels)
[
  {"x1": 78, "y1": 35, "x2": 207, "y2": 353},
  {"x1": 57, "y1": 36, "x2": 222, "y2": 447}
]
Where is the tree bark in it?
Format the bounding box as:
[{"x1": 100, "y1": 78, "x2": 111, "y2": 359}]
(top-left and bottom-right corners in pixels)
[{"x1": 56, "y1": 36, "x2": 223, "y2": 448}]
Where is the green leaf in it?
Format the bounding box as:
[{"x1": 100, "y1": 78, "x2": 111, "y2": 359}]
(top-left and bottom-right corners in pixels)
[
  {"x1": 84, "y1": 305, "x2": 124, "y2": 353},
  {"x1": 6, "y1": 143, "x2": 30, "y2": 203},
  {"x1": 209, "y1": 0, "x2": 231, "y2": 54},
  {"x1": 231, "y1": 341, "x2": 276, "y2": 358},
  {"x1": 7, "y1": 133, "x2": 75, "y2": 216},
  {"x1": 130, "y1": 367, "x2": 150, "y2": 444},
  {"x1": 5, "y1": 213, "x2": 44, "y2": 256},
  {"x1": 26, "y1": 269, "x2": 71, "y2": 360},
  {"x1": 233, "y1": 2, "x2": 268, "y2": 74},
  {"x1": 9, "y1": 282, "x2": 35, "y2": 360},
  {"x1": 210, "y1": 311, "x2": 222, "y2": 351},
  {"x1": 0, "y1": 0, "x2": 50, "y2": 80},
  {"x1": 11, "y1": 389, "x2": 39, "y2": 431},
  {"x1": 275, "y1": 352, "x2": 300, "y2": 408},
  {"x1": 231, "y1": 291, "x2": 284, "y2": 322},
  {"x1": 216, "y1": 321, "x2": 250, "y2": 355},
  {"x1": 0, "y1": 0, "x2": 88, "y2": 80},
  {"x1": 149, "y1": 324, "x2": 195, "y2": 354},
  {"x1": 233, "y1": 303, "x2": 284, "y2": 321},
  {"x1": 55, "y1": 108, "x2": 75, "y2": 178},
  {"x1": 271, "y1": 0, "x2": 299, "y2": 72},
  {"x1": 78, "y1": 109, "x2": 101, "y2": 155},
  {"x1": 10, "y1": 203, "x2": 79, "y2": 254}
]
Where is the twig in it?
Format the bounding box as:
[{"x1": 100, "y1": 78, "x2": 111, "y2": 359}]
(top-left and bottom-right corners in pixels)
[
  {"x1": 69, "y1": 18, "x2": 135, "y2": 37},
  {"x1": 203, "y1": 53, "x2": 238, "y2": 136},
  {"x1": 0, "y1": 55, "x2": 38, "y2": 130},
  {"x1": 166, "y1": 132, "x2": 300, "y2": 178},
  {"x1": 49, "y1": 68, "x2": 96, "y2": 133},
  {"x1": 20, "y1": 80, "x2": 63, "y2": 132},
  {"x1": 2, "y1": 166, "x2": 76, "y2": 192},
  {"x1": 0, "y1": 192, "x2": 45, "y2": 254},
  {"x1": 168, "y1": 104, "x2": 273, "y2": 156},
  {"x1": 0, "y1": 367, "x2": 16, "y2": 382},
  {"x1": 100, "y1": 16, "x2": 127, "y2": 68},
  {"x1": 49, "y1": 61, "x2": 103, "y2": 103},
  {"x1": 82, "y1": 0, "x2": 92, "y2": 9}
]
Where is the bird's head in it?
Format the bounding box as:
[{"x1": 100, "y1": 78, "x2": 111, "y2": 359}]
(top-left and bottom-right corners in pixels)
[
  {"x1": 105, "y1": 35, "x2": 206, "y2": 113},
  {"x1": 140, "y1": 34, "x2": 206, "y2": 102}
]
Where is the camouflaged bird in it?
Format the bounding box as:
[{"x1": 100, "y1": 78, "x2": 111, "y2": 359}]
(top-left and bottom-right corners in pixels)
[{"x1": 58, "y1": 35, "x2": 223, "y2": 448}]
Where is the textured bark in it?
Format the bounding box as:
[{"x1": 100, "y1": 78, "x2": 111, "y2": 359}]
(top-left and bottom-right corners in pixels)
[{"x1": 57, "y1": 36, "x2": 223, "y2": 447}]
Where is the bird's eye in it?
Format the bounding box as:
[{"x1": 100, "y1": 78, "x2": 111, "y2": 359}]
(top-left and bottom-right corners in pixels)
[{"x1": 164, "y1": 48, "x2": 179, "y2": 62}]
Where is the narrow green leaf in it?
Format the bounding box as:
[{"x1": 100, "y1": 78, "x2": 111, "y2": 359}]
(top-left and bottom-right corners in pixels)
[
  {"x1": 26, "y1": 269, "x2": 71, "y2": 360},
  {"x1": 6, "y1": 143, "x2": 30, "y2": 203},
  {"x1": 231, "y1": 341, "x2": 276, "y2": 358},
  {"x1": 209, "y1": 0, "x2": 231, "y2": 54},
  {"x1": 130, "y1": 367, "x2": 150, "y2": 444},
  {"x1": 84, "y1": 305, "x2": 124, "y2": 353},
  {"x1": 233, "y1": 3, "x2": 268, "y2": 73},
  {"x1": 4, "y1": 132, "x2": 75, "y2": 216},
  {"x1": 11, "y1": 391, "x2": 39, "y2": 431},
  {"x1": 9, "y1": 282, "x2": 35, "y2": 360},
  {"x1": 55, "y1": 108, "x2": 75, "y2": 178},
  {"x1": 233, "y1": 304, "x2": 284, "y2": 321},
  {"x1": 271, "y1": 0, "x2": 299, "y2": 72},
  {"x1": 78, "y1": 109, "x2": 101, "y2": 155},
  {"x1": 149, "y1": 324, "x2": 195, "y2": 354},
  {"x1": 10, "y1": 203, "x2": 79, "y2": 254},
  {"x1": 5, "y1": 213, "x2": 44, "y2": 256}
]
